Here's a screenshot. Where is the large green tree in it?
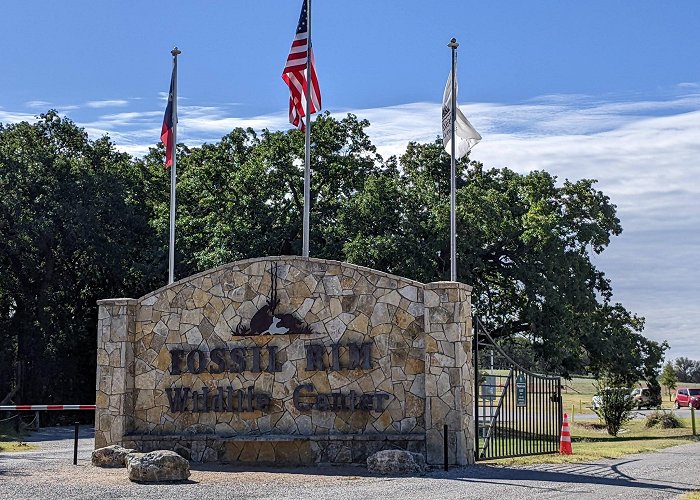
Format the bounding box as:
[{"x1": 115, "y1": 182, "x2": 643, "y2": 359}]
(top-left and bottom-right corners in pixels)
[
  {"x1": 142, "y1": 113, "x2": 384, "y2": 274},
  {"x1": 340, "y1": 138, "x2": 666, "y2": 381},
  {"x1": 671, "y1": 357, "x2": 700, "y2": 382},
  {"x1": 0, "y1": 111, "x2": 666, "y2": 407},
  {"x1": 146, "y1": 115, "x2": 665, "y2": 383},
  {"x1": 0, "y1": 112, "x2": 160, "y2": 404}
]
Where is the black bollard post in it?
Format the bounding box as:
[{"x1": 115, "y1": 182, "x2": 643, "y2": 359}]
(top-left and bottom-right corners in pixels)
[
  {"x1": 73, "y1": 422, "x2": 79, "y2": 465},
  {"x1": 443, "y1": 424, "x2": 448, "y2": 472}
]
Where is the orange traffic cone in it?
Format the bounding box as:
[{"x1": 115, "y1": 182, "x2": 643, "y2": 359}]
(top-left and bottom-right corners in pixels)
[{"x1": 560, "y1": 412, "x2": 573, "y2": 455}]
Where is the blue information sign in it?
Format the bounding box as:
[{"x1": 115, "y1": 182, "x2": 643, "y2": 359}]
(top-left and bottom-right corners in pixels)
[{"x1": 516, "y1": 373, "x2": 527, "y2": 407}]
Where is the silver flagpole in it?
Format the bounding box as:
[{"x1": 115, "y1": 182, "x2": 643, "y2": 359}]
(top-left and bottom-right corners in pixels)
[
  {"x1": 168, "y1": 47, "x2": 181, "y2": 284},
  {"x1": 448, "y1": 38, "x2": 458, "y2": 282},
  {"x1": 302, "y1": 0, "x2": 312, "y2": 258}
]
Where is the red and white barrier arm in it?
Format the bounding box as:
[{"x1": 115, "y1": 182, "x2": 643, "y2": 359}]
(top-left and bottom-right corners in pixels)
[{"x1": 0, "y1": 405, "x2": 96, "y2": 411}]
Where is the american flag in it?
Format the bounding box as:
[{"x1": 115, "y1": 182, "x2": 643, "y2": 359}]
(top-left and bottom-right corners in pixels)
[{"x1": 282, "y1": 0, "x2": 321, "y2": 130}]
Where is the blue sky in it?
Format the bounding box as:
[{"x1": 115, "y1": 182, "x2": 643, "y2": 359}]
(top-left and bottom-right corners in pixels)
[{"x1": 1, "y1": 1, "x2": 699, "y2": 362}]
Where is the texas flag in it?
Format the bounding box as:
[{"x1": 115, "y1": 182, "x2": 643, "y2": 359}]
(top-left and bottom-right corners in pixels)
[{"x1": 161, "y1": 68, "x2": 176, "y2": 167}]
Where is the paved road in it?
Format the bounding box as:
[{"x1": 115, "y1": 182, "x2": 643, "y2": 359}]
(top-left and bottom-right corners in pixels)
[
  {"x1": 1, "y1": 425, "x2": 95, "y2": 467},
  {"x1": 1, "y1": 427, "x2": 699, "y2": 499}
]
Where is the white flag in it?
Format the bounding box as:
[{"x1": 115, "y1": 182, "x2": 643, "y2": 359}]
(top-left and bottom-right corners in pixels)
[{"x1": 442, "y1": 65, "x2": 481, "y2": 159}]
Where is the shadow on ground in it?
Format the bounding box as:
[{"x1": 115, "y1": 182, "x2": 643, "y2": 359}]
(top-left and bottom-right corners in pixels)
[
  {"x1": 187, "y1": 459, "x2": 694, "y2": 496},
  {"x1": 3, "y1": 426, "x2": 696, "y2": 497}
]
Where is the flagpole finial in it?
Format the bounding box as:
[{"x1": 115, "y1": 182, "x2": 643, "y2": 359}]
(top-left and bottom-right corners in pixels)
[
  {"x1": 171, "y1": 47, "x2": 181, "y2": 57},
  {"x1": 448, "y1": 38, "x2": 459, "y2": 49}
]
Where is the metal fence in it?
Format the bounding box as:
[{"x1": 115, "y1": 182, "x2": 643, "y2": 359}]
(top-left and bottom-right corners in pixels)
[{"x1": 474, "y1": 321, "x2": 562, "y2": 460}]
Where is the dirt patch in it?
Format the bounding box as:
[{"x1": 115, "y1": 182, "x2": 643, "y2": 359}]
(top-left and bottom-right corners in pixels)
[{"x1": 574, "y1": 422, "x2": 607, "y2": 431}]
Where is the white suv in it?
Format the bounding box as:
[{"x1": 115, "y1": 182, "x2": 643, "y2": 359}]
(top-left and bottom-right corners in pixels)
[{"x1": 591, "y1": 387, "x2": 631, "y2": 410}]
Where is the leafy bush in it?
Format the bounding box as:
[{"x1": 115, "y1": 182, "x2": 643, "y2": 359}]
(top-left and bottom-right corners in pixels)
[
  {"x1": 644, "y1": 410, "x2": 683, "y2": 429},
  {"x1": 593, "y1": 386, "x2": 636, "y2": 436}
]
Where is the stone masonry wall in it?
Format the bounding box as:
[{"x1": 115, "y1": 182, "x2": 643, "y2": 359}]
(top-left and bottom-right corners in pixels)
[
  {"x1": 95, "y1": 298, "x2": 136, "y2": 449},
  {"x1": 95, "y1": 256, "x2": 473, "y2": 465},
  {"x1": 424, "y1": 282, "x2": 474, "y2": 466}
]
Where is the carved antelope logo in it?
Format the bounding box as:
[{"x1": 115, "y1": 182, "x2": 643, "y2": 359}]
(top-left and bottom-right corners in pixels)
[{"x1": 235, "y1": 263, "x2": 313, "y2": 336}]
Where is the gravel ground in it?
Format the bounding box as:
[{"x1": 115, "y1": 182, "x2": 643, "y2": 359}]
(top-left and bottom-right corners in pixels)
[{"x1": 1, "y1": 427, "x2": 699, "y2": 499}]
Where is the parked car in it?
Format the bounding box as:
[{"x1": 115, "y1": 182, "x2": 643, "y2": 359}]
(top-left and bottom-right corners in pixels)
[
  {"x1": 630, "y1": 388, "x2": 656, "y2": 409},
  {"x1": 591, "y1": 387, "x2": 631, "y2": 411},
  {"x1": 674, "y1": 388, "x2": 700, "y2": 409}
]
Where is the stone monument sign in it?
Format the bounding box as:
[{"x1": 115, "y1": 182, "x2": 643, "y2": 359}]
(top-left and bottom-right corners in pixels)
[{"x1": 95, "y1": 256, "x2": 475, "y2": 465}]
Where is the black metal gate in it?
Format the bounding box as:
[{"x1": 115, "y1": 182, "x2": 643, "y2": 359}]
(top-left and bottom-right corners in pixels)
[{"x1": 474, "y1": 320, "x2": 562, "y2": 460}]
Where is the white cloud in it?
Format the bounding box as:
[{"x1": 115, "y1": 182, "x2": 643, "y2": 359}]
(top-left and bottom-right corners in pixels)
[
  {"x1": 178, "y1": 105, "x2": 289, "y2": 134},
  {"x1": 85, "y1": 99, "x2": 129, "y2": 109},
  {"x1": 0, "y1": 109, "x2": 38, "y2": 123},
  {"x1": 465, "y1": 98, "x2": 700, "y2": 362},
  {"x1": 25, "y1": 100, "x2": 52, "y2": 109},
  {"x1": 90, "y1": 110, "x2": 162, "y2": 127},
  {"x1": 23, "y1": 100, "x2": 80, "y2": 113}
]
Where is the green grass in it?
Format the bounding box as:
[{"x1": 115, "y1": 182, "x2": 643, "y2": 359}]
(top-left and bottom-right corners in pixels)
[
  {"x1": 483, "y1": 416, "x2": 699, "y2": 466},
  {"x1": 478, "y1": 374, "x2": 700, "y2": 465},
  {"x1": 561, "y1": 377, "x2": 597, "y2": 416},
  {"x1": 681, "y1": 492, "x2": 700, "y2": 500},
  {"x1": 0, "y1": 440, "x2": 35, "y2": 452},
  {"x1": 0, "y1": 422, "x2": 37, "y2": 452},
  {"x1": 561, "y1": 378, "x2": 700, "y2": 418}
]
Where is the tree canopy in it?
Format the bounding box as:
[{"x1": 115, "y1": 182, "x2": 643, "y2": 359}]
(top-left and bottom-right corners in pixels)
[
  {"x1": 667, "y1": 357, "x2": 700, "y2": 383},
  {"x1": 0, "y1": 111, "x2": 666, "y2": 407},
  {"x1": 0, "y1": 112, "x2": 161, "y2": 404},
  {"x1": 660, "y1": 362, "x2": 679, "y2": 401}
]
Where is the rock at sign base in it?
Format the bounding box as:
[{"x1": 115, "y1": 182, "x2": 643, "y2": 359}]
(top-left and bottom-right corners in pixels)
[
  {"x1": 91, "y1": 445, "x2": 136, "y2": 468},
  {"x1": 367, "y1": 449, "x2": 426, "y2": 474},
  {"x1": 126, "y1": 450, "x2": 191, "y2": 483}
]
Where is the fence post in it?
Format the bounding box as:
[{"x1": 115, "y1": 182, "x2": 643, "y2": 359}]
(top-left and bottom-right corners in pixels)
[
  {"x1": 443, "y1": 424, "x2": 449, "y2": 471},
  {"x1": 73, "y1": 422, "x2": 79, "y2": 465},
  {"x1": 692, "y1": 406, "x2": 697, "y2": 436}
]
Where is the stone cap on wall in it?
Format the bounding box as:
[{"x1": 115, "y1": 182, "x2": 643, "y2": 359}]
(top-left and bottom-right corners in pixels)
[
  {"x1": 96, "y1": 258, "x2": 474, "y2": 307},
  {"x1": 133, "y1": 256, "x2": 441, "y2": 304},
  {"x1": 424, "y1": 281, "x2": 473, "y2": 292},
  {"x1": 96, "y1": 298, "x2": 138, "y2": 306}
]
